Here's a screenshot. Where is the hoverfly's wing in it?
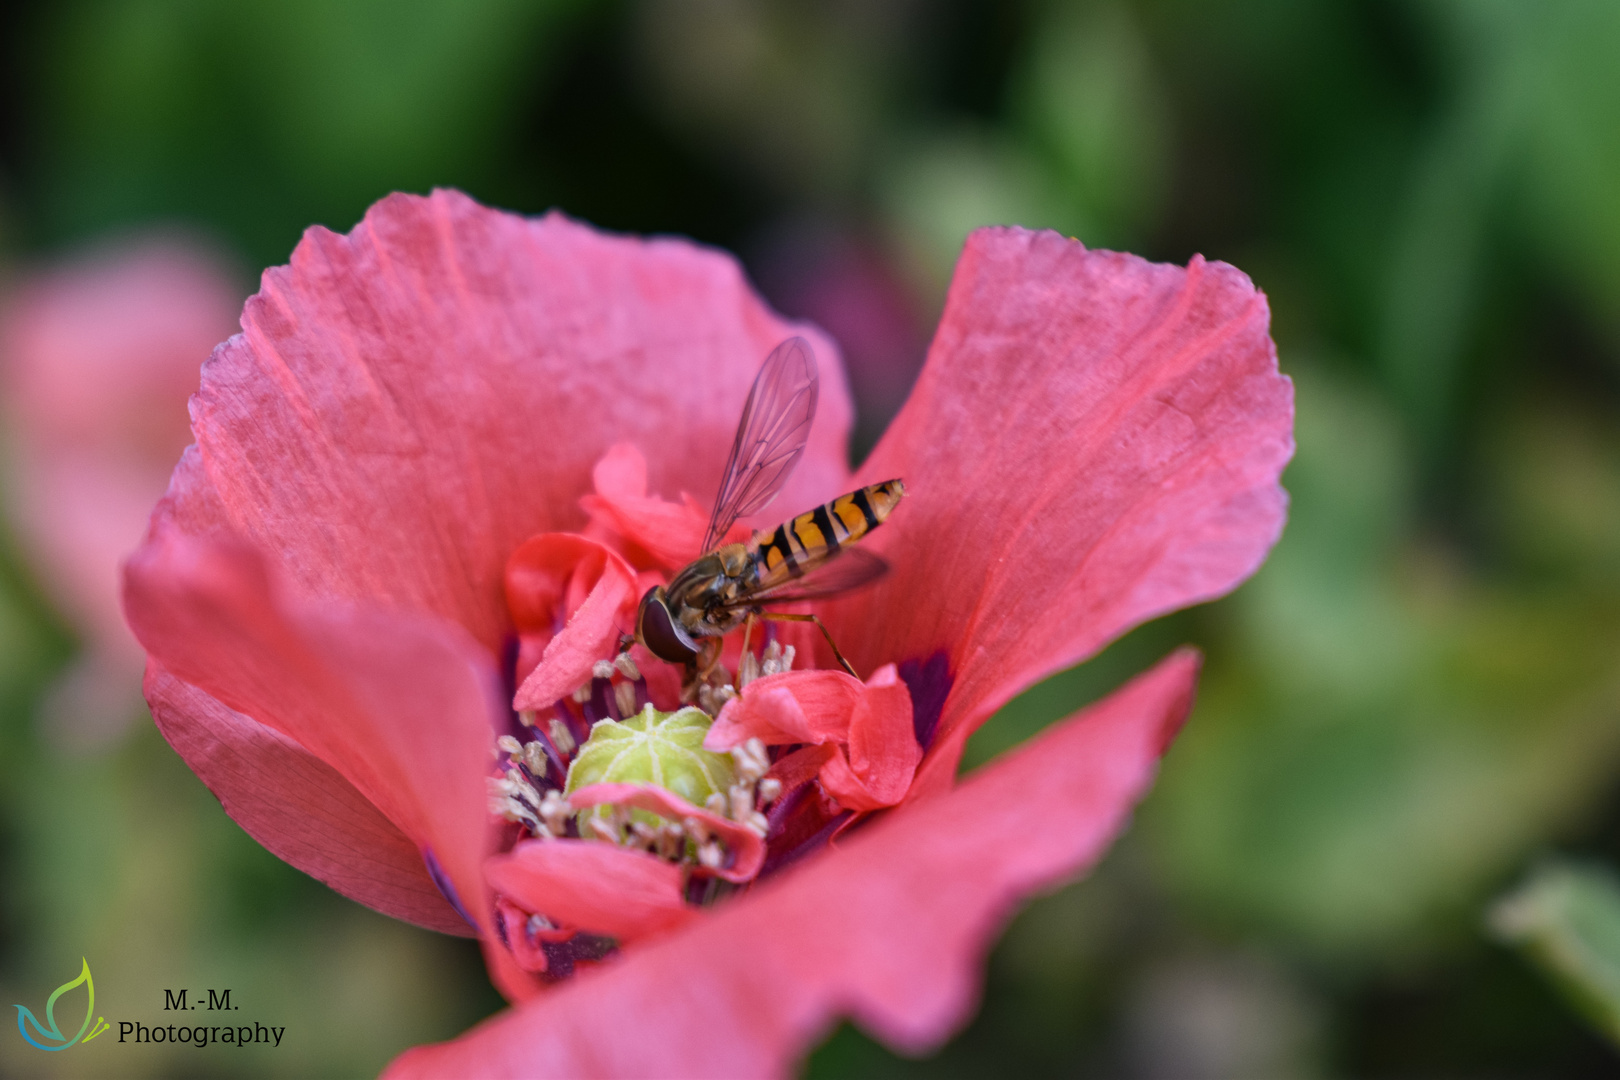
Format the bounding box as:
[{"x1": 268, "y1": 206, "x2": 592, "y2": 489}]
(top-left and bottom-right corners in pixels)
[
  {"x1": 720, "y1": 547, "x2": 890, "y2": 609},
  {"x1": 701, "y1": 336, "x2": 819, "y2": 553}
]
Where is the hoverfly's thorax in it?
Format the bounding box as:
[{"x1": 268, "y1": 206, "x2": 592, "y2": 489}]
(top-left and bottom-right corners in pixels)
[
  {"x1": 715, "y1": 542, "x2": 751, "y2": 577},
  {"x1": 666, "y1": 553, "x2": 729, "y2": 610}
]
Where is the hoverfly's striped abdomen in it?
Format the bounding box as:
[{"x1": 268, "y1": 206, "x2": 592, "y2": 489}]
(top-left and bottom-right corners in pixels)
[{"x1": 753, "y1": 479, "x2": 905, "y2": 581}]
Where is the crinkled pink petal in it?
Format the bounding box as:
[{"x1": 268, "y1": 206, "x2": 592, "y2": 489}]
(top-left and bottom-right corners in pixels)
[
  {"x1": 815, "y1": 748, "x2": 887, "y2": 813},
  {"x1": 581, "y1": 443, "x2": 755, "y2": 570},
  {"x1": 507, "y1": 534, "x2": 637, "y2": 710},
  {"x1": 123, "y1": 527, "x2": 497, "y2": 933},
  {"x1": 384, "y1": 650, "x2": 1200, "y2": 1080},
  {"x1": 569, "y1": 782, "x2": 764, "y2": 883},
  {"x1": 145, "y1": 665, "x2": 471, "y2": 935},
  {"x1": 486, "y1": 840, "x2": 697, "y2": 943},
  {"x1": 705, "y1": 670, "x2": 863, "y2": 750},
  {"x1": 826, "y1": 227, "x2": 1291, "y2": 796},
  {"x1": 159, "y1": 190, "x2": 851, "y2": 651},
  {"x1": 843, "y1": 663, "x2": 919, "y2": 805}
]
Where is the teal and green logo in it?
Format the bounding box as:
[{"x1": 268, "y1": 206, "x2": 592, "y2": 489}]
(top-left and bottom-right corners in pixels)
[{"x1": 14, "y1": 958, "x2": 109, "y2": 1051}]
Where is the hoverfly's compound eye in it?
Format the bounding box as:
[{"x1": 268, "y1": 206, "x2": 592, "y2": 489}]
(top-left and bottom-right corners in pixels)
[{"x1": 637, "y1": 586, "x2": 701, "y2": 664}]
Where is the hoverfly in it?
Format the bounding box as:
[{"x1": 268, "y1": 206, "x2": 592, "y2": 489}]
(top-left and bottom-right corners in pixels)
[{"x1": 630, "y1": 336, "x2": 904, "y2": 692}]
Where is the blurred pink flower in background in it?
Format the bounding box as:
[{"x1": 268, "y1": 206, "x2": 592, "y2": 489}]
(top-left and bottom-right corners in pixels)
[{"x1": 0, "y1": 235, "x2": 239, "y2": 745}]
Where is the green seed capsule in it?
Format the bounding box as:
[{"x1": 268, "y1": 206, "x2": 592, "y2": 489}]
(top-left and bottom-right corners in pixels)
[{"x1": 565, "y1": 704, "x2": 736, "y2": 839}]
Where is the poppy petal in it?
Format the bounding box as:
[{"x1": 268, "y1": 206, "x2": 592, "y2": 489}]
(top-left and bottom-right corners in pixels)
[
  {"x1": 144, "y1": 665, "x2": 472, "y2": 935},
  {"x1": 844, "y1": 663, "x2": 919, "y2": 805},
  {"x1": 384, "y1": 649, "x2": 1199, "y2": 1079},
  {"x1": 486, "y1": 840, "x2": 697, "y2": 943},
  {"x1": 705, "y1": 670, "x2": 862, "y2": 749},
  {"x1": 123, "y1": 526, "x2": 498, "y2": 932},
  {"x1": 158, "y1": 189, "x2": 852, "y2": 654},
  {"x1": 508, "y1": 535, "x2": 638, "y2": 710},
  {"x1": 579, "y1": 442, "x2": 717, "y2": 570},
  {"x1": 839, "y1": 228, "x2": 1291, "y2": 793}
]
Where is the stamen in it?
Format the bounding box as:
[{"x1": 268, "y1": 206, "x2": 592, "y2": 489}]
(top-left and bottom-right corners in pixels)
[
  {"x1": 760, "y1": 641, "x2": 796, "y2": 678},
  {"x1": 728, "y1": 783, "x2": 753, "y2": 823},
  {"x1": 704, "y1": 792, "x2": 727, "y2": 815},
  {"x1": 730, "y1": 738, "x2": 769, "y2": 782},
  {"x1": 548, "y1": 718, "x2": 577, "y2": 757},
  {"x1": 571, "y1": 684, "x2": 591, "y2": 704},
  {"x1": 757, "y1": 777, "x2": 783, "y2": 804},
  {"x1": 698, "y1": 682, "x2": 737, "y2": 715},
  {"x1": 613, "y1": 652, "x2": 641, "y2": 681},
  {"x1": 522, "y1": 740, "x2": 552, "y2": 778},
  {"x1": 613, "y1": 680, "x2": 638, "y2": 719},
  {"x1": 592, "y1": 659, "x2": 616, "y2": 681},
  {"x1": 518, "y1": 709, "x2": 538, "y2": 728},
  {"x1": 737, "y1": 649, "x2": 760, "y2": 689},
  {"x1": 538, "y1": 790, "x2": 573, "y2": 836},
  {"x1": 697, "y1": 842, "x2": 724, "y2": 870},
  {"x1": 497, "y1": 735, "x2": 523, "y2": 756}
]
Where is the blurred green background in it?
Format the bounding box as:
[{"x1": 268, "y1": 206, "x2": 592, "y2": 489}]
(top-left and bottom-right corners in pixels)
[{"x1": 3, "y1": 0, "x2": 1619, "y2": 1076}]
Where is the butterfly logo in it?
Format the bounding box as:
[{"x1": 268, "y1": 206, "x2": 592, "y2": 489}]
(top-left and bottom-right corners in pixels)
[{"x1": 14, "y1": 958, "x2": 109, "y2": 1051}]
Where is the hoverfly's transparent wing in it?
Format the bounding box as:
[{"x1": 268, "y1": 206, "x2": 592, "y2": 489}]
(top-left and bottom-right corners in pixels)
[
  {"x1": 719, "y1": 548, "x2": 890, "y2": 608},
  {"x1": 701, "y1": 336, "x2": 819, "y2": 553}
]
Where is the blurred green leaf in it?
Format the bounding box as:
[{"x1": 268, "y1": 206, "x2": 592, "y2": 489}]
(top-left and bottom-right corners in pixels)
[
  {"x1": 879, "y1": 125, "x2": 1082, "y2": 295},
  {"x1": 28, "y1": 0, "x2": 588, "y2": 261},
  {"x1": 1144, "y1": 364, "x2": 1620, "y2": 959},
  {"x1": 1491, "y1": 860, "x2": 1620, "y2": 1045},
  {"x1": 1010, "y1": 0, "x2": 1171, "y2": 248}
]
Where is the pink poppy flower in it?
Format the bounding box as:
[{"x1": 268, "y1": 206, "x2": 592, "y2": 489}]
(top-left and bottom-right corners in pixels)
[
  {"x1": 0, "y1": 235, "x2": 239, "y2": 745},
  {"x1": 120, "y1": 190, "x2": 1292, "y2": 1076}
]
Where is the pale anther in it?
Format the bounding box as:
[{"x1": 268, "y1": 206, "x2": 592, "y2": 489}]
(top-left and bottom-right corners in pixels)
[
  {"x1": 737, "y1": 649, "x2": 760, "y2": 690},
  {"x1": 497, "y1": 735, "x2": 522, "y2": 756},
  {"x1": 518, "y1": 709, "x2": 538, "y2": 728},
  {"x1": 613, "y1": 652, "x2": 641, "y2": 681},
  {"x1": 613, "y1": 680, "x2": 638, "y2": 719},
  {"x1": 728, "y1": 784, "x2": 753, "y2": 823},
  {"x1": 548, "y1": 718, "x2": 577, "y2": 756},
  {"x1": 592, "y1": 659, "x2": 616, "y2": 680},
  {"x1": 757, "y1": 777, "x2": 782, "y2": 804}
]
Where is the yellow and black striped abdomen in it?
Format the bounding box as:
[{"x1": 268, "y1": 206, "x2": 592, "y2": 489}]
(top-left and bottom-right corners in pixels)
[{"x1": 750, "y1": 479, "x2": 905, "y2": 585}]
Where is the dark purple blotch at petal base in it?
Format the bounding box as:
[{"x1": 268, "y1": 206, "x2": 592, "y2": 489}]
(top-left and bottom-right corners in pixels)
[
  {"x1": 424, "y1": 847, "x2": 479, "y2": 933},
  {"x1": 898, "y1": 652, "x2": 951, "y2": 751},
  {"x1": 759, "y1": 781, "x2": 850, "y2": 879}
]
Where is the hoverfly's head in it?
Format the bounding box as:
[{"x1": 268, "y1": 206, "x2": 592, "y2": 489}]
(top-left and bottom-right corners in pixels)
[{"x1": 635, "y1": 585, "x2": 701, "y2": 665}]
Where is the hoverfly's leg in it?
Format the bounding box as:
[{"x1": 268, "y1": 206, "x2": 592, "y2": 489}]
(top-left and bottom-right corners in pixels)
[
  {"x1": 759, "y1": 612, "x2": 858, "y2": 679},
  {"x1": 695, "y1": 637, "x2": 724, "y2": 683},
  {"x1": 736, "y1": 612, "x2": 762, "y2": 691}
]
